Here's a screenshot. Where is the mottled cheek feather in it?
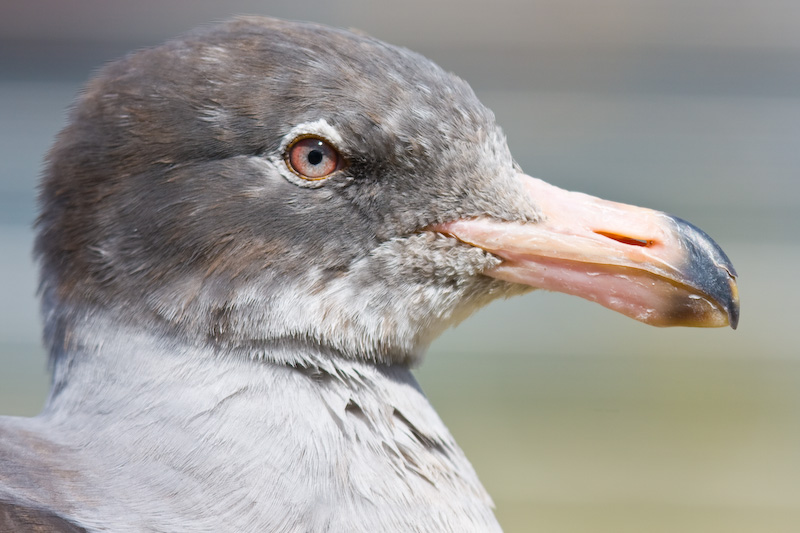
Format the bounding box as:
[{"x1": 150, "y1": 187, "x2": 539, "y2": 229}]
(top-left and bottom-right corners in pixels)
[{"x1": 201, "y1": 45, "x2": 230, "y2": 64}]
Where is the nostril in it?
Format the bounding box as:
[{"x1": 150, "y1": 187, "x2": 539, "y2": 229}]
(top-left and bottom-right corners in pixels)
[{"x1": 594, "y1": 231, "x2": 652, "y2": 247}]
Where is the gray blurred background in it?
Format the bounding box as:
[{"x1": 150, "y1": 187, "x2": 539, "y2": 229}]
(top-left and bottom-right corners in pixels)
[{"x1": 1, "y1": 1, "x2": 798, "y2": 531}]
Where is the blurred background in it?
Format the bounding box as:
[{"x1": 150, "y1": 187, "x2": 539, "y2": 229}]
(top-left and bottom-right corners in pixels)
[{"x1": 1, "y1": 1, "x2": 798, "y2": 531}]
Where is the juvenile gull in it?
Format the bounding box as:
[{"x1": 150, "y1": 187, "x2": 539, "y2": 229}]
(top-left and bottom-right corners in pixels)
[{"x1": 0, "y1": 16, "x2": 739, "y2": 532}]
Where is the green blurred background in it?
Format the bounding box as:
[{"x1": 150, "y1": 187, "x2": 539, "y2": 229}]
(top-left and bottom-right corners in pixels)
[{"x1": 1, "y1": 1, "x2": 798, "y2": 531}]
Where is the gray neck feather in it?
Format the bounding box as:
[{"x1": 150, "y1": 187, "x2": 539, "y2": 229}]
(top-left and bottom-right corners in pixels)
[{"x1": 22, "y1": 315, "x2": 501, "y2": 532}]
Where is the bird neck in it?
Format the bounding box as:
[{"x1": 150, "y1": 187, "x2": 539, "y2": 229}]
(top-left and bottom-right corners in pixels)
[
  {"x1": 36, "y1": 315, "x2": 499, "y2": 531},
  {"x1": 42, "y1": 311, "x2": 410, "y2": 423}
]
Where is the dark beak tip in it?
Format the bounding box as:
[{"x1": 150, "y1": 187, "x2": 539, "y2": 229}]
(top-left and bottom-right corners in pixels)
[
  {"x1": 725, "y1": 274, "x2": 740, "y2": 330},
  {"x1": 669, "y1": 214, "x2": 740, "y2": 331},
  {"x1": 728, "y1": 290, "x2": 740, "y2": 330},
  {"x1": 729, "y1": 306, "x2": 739, "y2": 330}
]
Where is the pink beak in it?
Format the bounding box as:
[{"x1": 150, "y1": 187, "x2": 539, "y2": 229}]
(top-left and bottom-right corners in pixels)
[{"x1": 435, "y1": 174, "x2": 739, "y2": 328}]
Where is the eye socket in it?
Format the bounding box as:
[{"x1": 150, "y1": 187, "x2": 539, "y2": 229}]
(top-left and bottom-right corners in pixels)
[{"x1": 285, "y1": 136, "x2": 342, "y2": 180}]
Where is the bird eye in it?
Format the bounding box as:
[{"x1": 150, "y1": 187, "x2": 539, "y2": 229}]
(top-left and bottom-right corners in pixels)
[{"x1": 285, "y1": 137, "x2": 342, "y2": 180}]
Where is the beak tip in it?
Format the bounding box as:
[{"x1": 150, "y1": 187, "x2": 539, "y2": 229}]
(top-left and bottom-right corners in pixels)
[
  {"x1": 669, "y1": 215, "x2": 740, "y2": 331},
  {"x1": 727, "y1": 283, "x2": 740, "y2": 330},
  {"x1": 729, "y1": 309, "x2": 739, "y2": 330}
]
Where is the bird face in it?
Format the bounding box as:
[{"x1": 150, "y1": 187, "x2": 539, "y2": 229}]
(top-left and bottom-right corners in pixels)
[{"x1": 35, "y1": 17, "x2": 738, "y2": 367}]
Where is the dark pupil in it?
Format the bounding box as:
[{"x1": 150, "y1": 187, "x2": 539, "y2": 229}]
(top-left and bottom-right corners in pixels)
[{"x1": 307, "y1": 149, "x2": 324, "y2": 166}]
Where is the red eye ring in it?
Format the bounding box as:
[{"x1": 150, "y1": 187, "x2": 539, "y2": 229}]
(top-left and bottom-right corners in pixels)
[{"x1": 285, "y1": 136, "x2": 342, "y2": 180}]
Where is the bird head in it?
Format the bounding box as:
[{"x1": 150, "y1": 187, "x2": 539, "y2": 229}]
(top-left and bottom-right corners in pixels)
[{"x1": 36, "y1": 17, "x2": 738, "y2": 367}]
